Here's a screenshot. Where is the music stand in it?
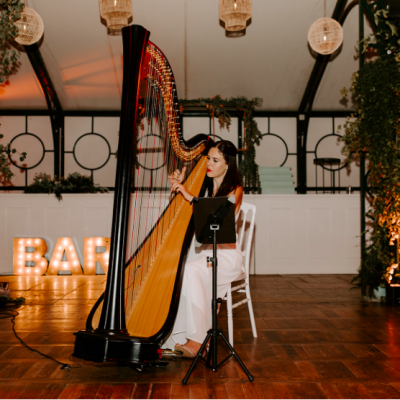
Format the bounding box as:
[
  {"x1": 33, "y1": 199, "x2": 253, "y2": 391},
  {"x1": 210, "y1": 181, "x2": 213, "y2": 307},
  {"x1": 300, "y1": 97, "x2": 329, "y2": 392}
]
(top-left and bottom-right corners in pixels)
[{"x1": 182, "y1": 197, "x2": 253, "y2": 384}]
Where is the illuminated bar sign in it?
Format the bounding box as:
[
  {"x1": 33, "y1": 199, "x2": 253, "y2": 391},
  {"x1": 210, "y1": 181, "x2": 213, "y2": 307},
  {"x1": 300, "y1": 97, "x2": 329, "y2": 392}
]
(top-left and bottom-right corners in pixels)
[{"x1": 13, "y1": 237, "x2": 110, "y2": 276}]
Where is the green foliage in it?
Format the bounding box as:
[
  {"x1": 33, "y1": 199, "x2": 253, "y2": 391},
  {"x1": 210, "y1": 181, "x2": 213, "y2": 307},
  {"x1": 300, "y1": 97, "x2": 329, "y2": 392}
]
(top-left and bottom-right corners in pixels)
[
  {"x1": 179, "y1": 95, "x2": 263, "y2": 193},
  {"x1": 7, "y1": 296, "x2": 25, "y2": 304},
  {"x1": 24, "y1": 172, "x2": 109, "y2": 201},
  {"x1": 0, "y1": 0, "x2": 24, "y2": 83},
  {"x1": 341, "y1": 4, "x2": 400, "y2": 294},
  {"x1": 0, "y1": 132, "x2": 27, "y2": 183}
]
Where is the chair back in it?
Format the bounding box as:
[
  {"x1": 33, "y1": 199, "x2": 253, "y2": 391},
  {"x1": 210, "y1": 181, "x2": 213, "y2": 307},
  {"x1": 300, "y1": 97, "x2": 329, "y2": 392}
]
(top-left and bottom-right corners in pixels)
[{"x1": 236, "y1": 202, "x2": 256, "y2": 278}]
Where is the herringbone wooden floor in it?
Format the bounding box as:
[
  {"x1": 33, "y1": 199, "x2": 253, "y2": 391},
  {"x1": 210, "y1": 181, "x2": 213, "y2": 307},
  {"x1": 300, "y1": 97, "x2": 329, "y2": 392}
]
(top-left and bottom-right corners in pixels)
[{"x1": 0, "y1": 274, "x2": 399, "y2": 398}]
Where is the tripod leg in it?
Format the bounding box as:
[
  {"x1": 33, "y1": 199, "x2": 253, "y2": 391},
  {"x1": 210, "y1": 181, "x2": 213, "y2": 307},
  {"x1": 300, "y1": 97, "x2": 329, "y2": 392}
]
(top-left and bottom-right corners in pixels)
[
  {"x1": 212, "y1": 329, "x2": 218, "y2": 371},
  {"x1": 219, "y1": 332, "x2": 254, "y2": 382},
  {"x1": 182, "y1": 333, "x2": 212, "y2": 385},
  {"x1": 206, "y1": 336, "x2": 212, "y2": 368}
]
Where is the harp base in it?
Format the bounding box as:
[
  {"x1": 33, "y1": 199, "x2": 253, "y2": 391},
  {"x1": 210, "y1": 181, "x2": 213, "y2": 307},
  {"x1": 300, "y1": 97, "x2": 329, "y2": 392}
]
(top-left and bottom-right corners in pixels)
[{"x1": 72, "y1": 330, "x2": 161, "y2": 364}]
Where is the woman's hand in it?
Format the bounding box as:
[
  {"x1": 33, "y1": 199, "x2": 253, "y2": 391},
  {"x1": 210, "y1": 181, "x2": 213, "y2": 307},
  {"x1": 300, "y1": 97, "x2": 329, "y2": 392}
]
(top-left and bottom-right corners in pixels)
[
  {"x1": 168, "y1": 166, "x2": 186, "y2": 185},
  {"x1": 171, "y1": 182, "x2": 194, "y2": 203}
]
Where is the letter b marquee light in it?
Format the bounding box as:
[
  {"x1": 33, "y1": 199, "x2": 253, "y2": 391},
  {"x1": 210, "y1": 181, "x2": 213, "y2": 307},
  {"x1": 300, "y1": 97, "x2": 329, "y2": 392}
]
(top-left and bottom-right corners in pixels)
[{"x1": 13, "y1": 238, "x2": 48, "y2": 276}]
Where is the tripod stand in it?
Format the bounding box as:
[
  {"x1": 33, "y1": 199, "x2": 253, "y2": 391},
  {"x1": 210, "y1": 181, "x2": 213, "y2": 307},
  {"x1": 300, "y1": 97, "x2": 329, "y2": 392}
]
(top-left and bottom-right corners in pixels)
[{"x1": 182, "y1": 198, "x2": 253, "y2": 385}]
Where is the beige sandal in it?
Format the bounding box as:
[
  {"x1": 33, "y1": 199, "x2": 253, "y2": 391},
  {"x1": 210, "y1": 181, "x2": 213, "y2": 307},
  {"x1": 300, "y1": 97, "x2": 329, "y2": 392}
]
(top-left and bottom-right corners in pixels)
[
  {"x1": 174, "y1": 343, "x2": 196, "y2": 358},
  {"x1": 174, "y1": 343, "x2": 208, "y2": 359}
]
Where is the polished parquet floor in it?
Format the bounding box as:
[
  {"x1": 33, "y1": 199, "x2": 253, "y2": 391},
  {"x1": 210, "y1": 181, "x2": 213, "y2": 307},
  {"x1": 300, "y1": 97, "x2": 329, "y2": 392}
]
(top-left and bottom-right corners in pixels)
[{"x1": 0, "y1": 274, "x2": 400, "y2": 399}]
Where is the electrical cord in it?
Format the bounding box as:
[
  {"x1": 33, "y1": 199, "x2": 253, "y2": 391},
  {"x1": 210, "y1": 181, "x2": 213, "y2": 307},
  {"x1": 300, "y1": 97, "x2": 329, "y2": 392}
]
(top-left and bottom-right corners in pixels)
[{"x1": 0, "y1": 304, "x2": 81, "y2": 369}]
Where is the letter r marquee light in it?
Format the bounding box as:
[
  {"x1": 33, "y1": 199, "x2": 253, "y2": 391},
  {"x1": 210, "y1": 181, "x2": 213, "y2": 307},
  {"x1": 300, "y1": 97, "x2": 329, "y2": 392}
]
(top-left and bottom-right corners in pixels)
[{"x1": 83, "y1": 237, "x2": 110, "y2": 275}]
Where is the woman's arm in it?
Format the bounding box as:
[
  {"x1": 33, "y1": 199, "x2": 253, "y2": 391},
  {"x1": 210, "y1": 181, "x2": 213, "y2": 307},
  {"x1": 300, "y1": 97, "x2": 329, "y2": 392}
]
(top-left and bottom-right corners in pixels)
[{"x1": 171, "y1": 182, "x2": 195, "y2": 203}]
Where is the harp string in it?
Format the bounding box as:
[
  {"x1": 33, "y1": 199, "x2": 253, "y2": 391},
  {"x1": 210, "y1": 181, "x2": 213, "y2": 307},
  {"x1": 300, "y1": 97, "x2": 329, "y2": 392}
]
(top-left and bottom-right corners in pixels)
[
  {"x1": 141, "y1": 68, "x2": 163, "y2": 285},
  {"x1": 125, "y1": 49, "x2": 150, "y2": 311},
  {"x1": 123, "y1": 43, "x2": 202, "y2": 316}
]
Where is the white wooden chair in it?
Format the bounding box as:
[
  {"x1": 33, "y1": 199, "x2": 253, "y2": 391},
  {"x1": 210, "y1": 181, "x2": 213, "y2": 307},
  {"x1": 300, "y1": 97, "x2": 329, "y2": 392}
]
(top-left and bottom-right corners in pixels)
[{"x1": 225, "y1": 202, "x2": 257, "y2": 346}]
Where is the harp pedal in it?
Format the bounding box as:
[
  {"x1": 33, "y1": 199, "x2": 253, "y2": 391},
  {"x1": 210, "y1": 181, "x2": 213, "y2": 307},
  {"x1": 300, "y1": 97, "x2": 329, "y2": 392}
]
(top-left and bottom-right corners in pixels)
[{"x1": 160, "y1": 348, "x2": 184, "y2": 360}]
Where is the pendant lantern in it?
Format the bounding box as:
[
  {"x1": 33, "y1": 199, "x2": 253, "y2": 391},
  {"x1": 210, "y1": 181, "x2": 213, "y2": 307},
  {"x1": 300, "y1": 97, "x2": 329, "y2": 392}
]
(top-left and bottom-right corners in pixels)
[
  {"x1": 99, "y1": 0, "x2": 133, "y2": 35},
  {"x1": 308, "y1": 17, "x2": 343, "y2": 55},
  {"x1": 14, "y1": 7, "x2": 44, "y2": 46},
  {"x1": 219, "y1": 0, "x2": 252, "y2": 33}
]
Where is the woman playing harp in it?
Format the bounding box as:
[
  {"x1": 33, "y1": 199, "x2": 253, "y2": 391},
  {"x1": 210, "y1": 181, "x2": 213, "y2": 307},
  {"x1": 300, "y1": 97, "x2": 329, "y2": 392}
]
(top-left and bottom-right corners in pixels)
[
  {"x1": 73, "y1": 25, "x2": 221, "y2": 366},
  {"x1": 165, "y1": 140, "x2": 244, "y2": 357}
]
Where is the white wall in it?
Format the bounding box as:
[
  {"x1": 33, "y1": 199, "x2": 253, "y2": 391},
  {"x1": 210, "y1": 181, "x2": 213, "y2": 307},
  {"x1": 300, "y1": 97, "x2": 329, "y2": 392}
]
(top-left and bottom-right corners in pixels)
[
  {"x1": 246, "y1": 194, "x2": 361, "y2": 275},
  {"x1": 0, "y1": 193, "x2": 361, "y2": 276}
]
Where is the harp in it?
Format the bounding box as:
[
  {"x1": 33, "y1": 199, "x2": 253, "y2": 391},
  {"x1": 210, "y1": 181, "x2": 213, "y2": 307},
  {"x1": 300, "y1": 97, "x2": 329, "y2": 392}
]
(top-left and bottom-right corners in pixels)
[{"x1": 73, "y1": 25, "x2": 212, "y2": 365}]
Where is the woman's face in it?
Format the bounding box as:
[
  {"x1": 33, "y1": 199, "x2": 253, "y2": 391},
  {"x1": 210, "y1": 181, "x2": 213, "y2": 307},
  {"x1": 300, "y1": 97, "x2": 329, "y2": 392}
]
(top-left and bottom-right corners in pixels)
[{"x1": 206, "y1": 147, "x2": 228, "y2": 179}]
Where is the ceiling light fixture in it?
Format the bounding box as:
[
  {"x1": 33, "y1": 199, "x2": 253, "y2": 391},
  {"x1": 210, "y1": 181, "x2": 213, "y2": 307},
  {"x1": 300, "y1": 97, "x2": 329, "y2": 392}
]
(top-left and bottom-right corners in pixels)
[
  {"x1": 219, "y1": 0, "x2": 251, "y2": 35},
  {"x1": 99, "y1": 0, "x2": 133, "y2": 36},
  {"x1": 14, "y1": 7, "x2": 44, "y2": 45},
  {"x1": 308, "y1": 0, "x2": 343, "y2": 55}
]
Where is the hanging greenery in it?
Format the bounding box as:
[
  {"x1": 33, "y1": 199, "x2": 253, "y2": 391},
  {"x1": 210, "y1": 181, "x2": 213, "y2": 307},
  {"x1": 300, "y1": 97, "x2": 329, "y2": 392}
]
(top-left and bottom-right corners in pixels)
[
  {"x1": 179, "y1": 95, "x2": 263, "y2": 193},
  {"x1": 24, "y1": 172, "x2": 109, "y2": 201},
  {"x1": 0, "y1": 133, "x2": 27, "y2": 184},
  {"x1": 340, "y1": 5, "x2": 400, "y2": 295},
  {"x1": 0, "y1": 0, "x2": 24, "y2": 84}
]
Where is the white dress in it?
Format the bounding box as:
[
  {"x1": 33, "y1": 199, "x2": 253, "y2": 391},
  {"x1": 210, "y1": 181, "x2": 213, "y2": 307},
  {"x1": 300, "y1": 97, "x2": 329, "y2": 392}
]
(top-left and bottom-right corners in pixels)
[{"x1": 164, "y1": 198, "x2": 243, "y2": 347}]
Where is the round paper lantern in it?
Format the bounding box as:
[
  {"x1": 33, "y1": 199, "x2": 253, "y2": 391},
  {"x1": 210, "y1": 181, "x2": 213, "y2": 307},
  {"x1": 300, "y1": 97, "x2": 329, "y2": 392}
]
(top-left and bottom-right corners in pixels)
[
  {"x1": 219, "y1": 0, "x2": 251, "y2": 32},
  {"x1": 99, "y1": 0, "x2": 133, "y2": 32},
  {"x1": 308, "y1": 17, "x2": 343, "y2": 55},
  {"x1": 15, "y1": 7, "x2": 44, "y2": 45}
]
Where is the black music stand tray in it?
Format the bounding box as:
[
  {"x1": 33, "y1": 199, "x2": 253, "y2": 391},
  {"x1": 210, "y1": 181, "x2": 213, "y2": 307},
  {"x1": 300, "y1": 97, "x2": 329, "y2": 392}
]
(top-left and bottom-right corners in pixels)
[{"x1": 182, "y1": 197, "x2": 253, "y2": 385}]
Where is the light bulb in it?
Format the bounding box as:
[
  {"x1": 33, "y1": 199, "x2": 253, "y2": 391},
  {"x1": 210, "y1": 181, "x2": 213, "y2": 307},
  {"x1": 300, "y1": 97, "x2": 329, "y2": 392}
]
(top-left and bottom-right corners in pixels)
[
  {"x1": 35, "y1": 240, "x2": 39, "y2": 244},
  {"x1": 323, "y1": 35, "x2": 327, "y2": 41},
  {"x1": 19, "y1": 240, "x2": 22, "y2": 244},
  {"x1": 63, "y1": 240, "x2": 68, "y2": 246},
  {"x1": 69, "y1": 246, "x2": 73, "y2": 250},
  {"x1": 27, "y1": 240, "x2": 31, "y2": 245},
  {"x1": 54, "y1": 261, "x2": 59, "y2": 266},
  {"x1": 36, "y1": 255, "x2": 40, "y2": 260},
  {"x1": 58, "y1": 246, "x2": 62, "y2": 250},
  {"x1": 41, "y1": 261, "x2": 46, "y2": 266}
]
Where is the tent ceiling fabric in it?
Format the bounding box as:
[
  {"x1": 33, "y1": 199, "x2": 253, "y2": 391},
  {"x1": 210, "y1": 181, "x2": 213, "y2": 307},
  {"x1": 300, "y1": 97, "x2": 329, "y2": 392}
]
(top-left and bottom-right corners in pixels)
[{"x1": 0, "y1": 0, "x2": 372, "y2": 111}]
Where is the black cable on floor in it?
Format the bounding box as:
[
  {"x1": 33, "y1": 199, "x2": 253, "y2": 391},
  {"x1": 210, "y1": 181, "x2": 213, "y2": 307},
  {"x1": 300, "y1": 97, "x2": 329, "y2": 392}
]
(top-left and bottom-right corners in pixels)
[{"x1": 0, "y1": 304, "x2": 81, "y2": 369}]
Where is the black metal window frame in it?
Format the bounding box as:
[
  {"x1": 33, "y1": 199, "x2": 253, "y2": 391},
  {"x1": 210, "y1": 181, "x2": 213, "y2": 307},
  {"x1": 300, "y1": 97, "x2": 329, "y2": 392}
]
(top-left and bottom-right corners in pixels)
[{"x1": 0, "y1": 109, "x2": 359, "y2": 193}]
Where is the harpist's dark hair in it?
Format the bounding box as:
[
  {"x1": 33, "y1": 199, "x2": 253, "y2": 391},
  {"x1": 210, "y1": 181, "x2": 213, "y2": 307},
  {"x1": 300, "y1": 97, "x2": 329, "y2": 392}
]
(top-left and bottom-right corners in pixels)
[{"x1": 204, "y1": 140, "x2": 242, "y2": 197}]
